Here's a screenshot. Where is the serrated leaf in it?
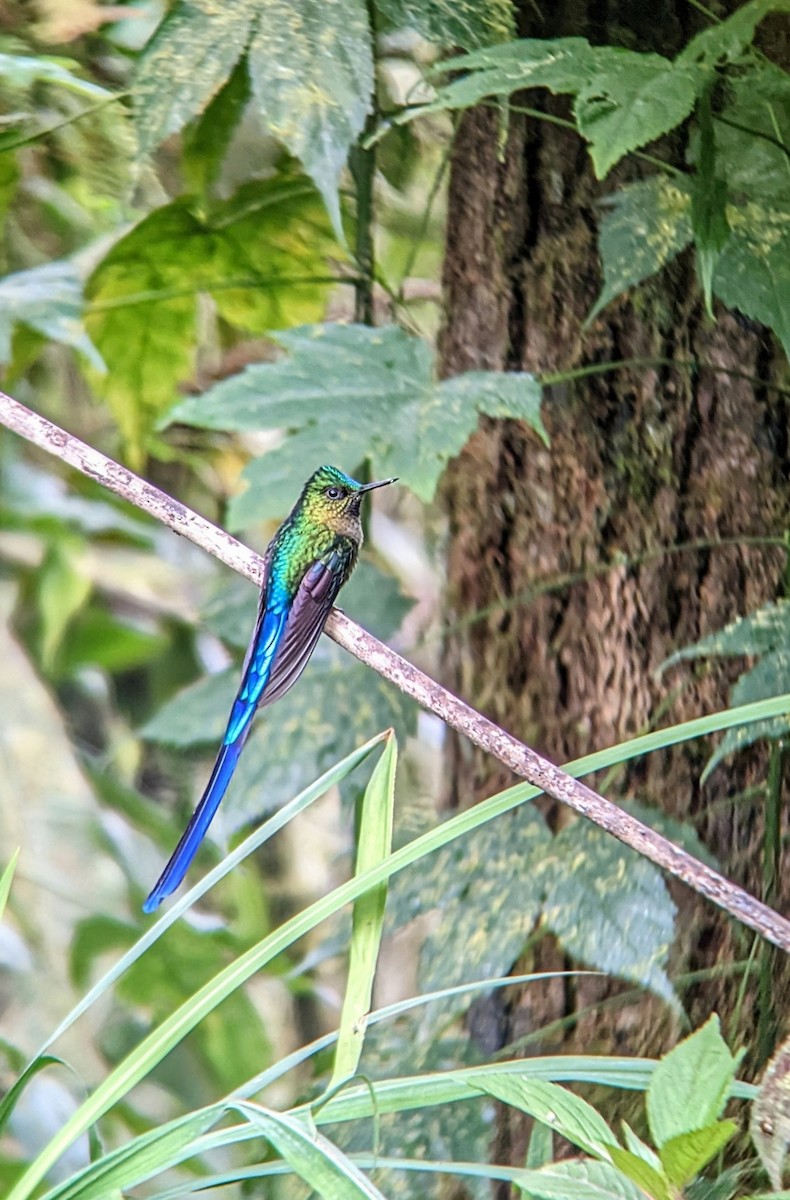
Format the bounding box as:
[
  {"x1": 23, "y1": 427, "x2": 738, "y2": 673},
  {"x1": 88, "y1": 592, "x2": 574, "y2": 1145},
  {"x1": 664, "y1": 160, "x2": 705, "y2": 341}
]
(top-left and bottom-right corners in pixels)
[
  {"x1": 165, "y1": 323, "x2": 545, "y2": 520},
  {"x1": 659, "y1": 1121, "x2": 737, "y2": 1189},
  {"x1": 247, "y1": 0, "x2": 373, "y2": 237},
  {"x1": 703, "y1": 651, "x2": 790, "y2": 781},
  {"x1": 751, "y1": 1032, "x2": 790, "y2": 1189},
  {"x1": 663, "y1": 600, "x2": 790, "y2": 667},
  {"x1": 0, "y1": 261, "x2": 103, "y2": 369},
  {"x1": 376, "y1": 0, "x2": 514, "y2": 50},
  {"x1": 472, "y1": 1076, "x2": 617, "y2": 1160},
  {"x1": 573, "y1": 51, "x2": 703, "y2": 178},
  {"x1": 538, "y1": 819, "x2": 678, "y2": 1009},
  {"x1": 414, "y1": 37, "x2": 603, "y2": 118},
  {"x1": 386, "y1": 808, "x2": 550, "y2": 1031},
  {"x1": 715, "y1": 200, "x2": 790, "y2": 361},
  {"x1": 133, "y1": 0, "x2": 253, "y2": 156},
  {"x1": 86, "y1": 178, "x2": 337, "y2": 463},
  {"x1": 678, "y1": 0, "x2": 790, "y2": 72},
  {"x1": 647, "y1": 1015, "x2": 738, "y2": 1149},
  {"x1": 588, "y1": 176, "x2": 693, "y2": 322}
]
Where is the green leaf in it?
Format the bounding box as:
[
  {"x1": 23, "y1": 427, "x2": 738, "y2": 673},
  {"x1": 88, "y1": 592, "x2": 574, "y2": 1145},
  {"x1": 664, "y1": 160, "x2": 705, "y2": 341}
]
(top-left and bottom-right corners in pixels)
[
  {"x1": 85, "y1": 177, "x2": 337, "y2": 463},
  {"x1": 607, "y1": 1146, "x2": 671, "y2": 1200},
  {"x1": 0, "y1": 261, "x2": 103, "y2": 369},
  {"x1": 678, "y1": 0, "x2": 790, "y2": 72},
  {"x1": 621, "y1": 1122, "x2": 662, "y2": 1169},
  {"x1": 471, "y1": 1075, "x2": 617, "y2": 1159},
  {"x1": 247, "y1": 0, "x2": 373, "y2": 237},
  {"x1": 716, "y1": 64, "x2": 790, "y2": 201},
  {"x1": 659, "y1": 1121, "x2": 737, "y2": 1189},
  {"x1": 662, "y1": 601, "x2": 790, "y2": 779},
  {"x1": 36, "y1": 540, "x2": 93, "y2": 672},
  {"x1": 165, "y1": 323, "x2": 545, "y2": 519},
  {"x1": 376, "y1": 0, "x2": 514, "y2": 50},
  {"x1": 0, "y1": 1055, "x2": 67, "y2": 1140},
  {"x1": 646, "y1": 1015, "x2": 738, "y2": 1149},
  {"x1": 133, "y1": 0, "x2": 253, "y2": 157},
  {"x1": 588, "y1": 176, "x2": 693, "y2": 322},
  {"x1": 0, "y1": 52, "x2": 110, "y2": 99},
  {"x1": 332, "y1": 734, "x2": 397, "y2": 1087},
  {"x1": 410, "y1": 38, "x2": 704, "y2": 177},
  {"x1": 663, "y1": 599, "x2": 790, "y2": 666},
  {"x1": 388, "y1": 808, "x2": 550, "y2": 1030},
  {"x1": 513, "y1": 1158, "x2": 647, "y2": 1200},
  {"x1": 237, "y1": 1101, "x2": 388, "y2": 1199},
  {"x1": 714, "y1": 200, "x2": 790, "y2": 361},
  {"x1": 703, "y1": 651, "x2": 790, "y2": 781},
  {"x1": 182, "y1": 59, "x2": 252, "y2": 196},
  {"x1": 415, "y1": 37, "x2": 603, "y2": 117},
  {"x1": 538, "y1": 819, "x2": 678, "y2": 1008},
  {"x1": 0, "y1": 850, "x2": 18, "y2": 923},
  {"x1": 572, "y1": 51, "x2": 702, "y2": 179},
  {"x1": 691, "y1": 86, "x2": 731, "y2": 317},
  {"x1": 55, "y1": 606, "x2": 169, "y2": 679}
]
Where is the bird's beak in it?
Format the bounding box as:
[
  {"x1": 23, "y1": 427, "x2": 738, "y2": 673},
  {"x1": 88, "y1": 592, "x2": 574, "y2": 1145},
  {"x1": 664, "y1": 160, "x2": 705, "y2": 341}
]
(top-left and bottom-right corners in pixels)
[{"x1": 358, "y1": 477, "x2": 397, "y2": 493}]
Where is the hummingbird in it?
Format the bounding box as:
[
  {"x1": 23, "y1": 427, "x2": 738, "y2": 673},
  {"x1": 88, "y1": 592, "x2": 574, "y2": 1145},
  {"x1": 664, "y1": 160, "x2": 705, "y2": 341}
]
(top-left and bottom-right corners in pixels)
[{"x1": 143, "y1": 465, "x2": 396, "y2": 912}]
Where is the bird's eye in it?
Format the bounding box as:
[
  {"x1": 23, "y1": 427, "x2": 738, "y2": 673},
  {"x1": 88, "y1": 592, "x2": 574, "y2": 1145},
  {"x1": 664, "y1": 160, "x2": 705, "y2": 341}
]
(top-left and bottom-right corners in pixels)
[{"x1": 325, "y1": 485, "x2": 345, "y2": 500}]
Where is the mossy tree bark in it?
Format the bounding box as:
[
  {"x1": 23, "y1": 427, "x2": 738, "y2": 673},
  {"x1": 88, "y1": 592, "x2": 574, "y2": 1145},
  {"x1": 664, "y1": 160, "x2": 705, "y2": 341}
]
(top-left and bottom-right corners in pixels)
[{"x1": 438, "y1": 0, "x2": 790, "y2": 1166}]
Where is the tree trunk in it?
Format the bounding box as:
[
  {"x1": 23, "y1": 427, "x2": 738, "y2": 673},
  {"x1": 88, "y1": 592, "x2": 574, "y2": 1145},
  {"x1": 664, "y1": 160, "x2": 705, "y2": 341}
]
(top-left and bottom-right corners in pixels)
[{"x1": 438, "y1": 0, "x2": 790, "y2": 1167}]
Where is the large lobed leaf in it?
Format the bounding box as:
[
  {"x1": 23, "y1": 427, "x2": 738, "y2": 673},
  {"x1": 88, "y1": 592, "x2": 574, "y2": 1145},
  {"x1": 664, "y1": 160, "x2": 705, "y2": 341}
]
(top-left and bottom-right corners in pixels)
[
  {"x1": 388, "y1": 804, "x2": 680, "y2": 1015},
  {"x1": 85, "y1": 177, "x2": 337, "y2": 464},
  {"x1": 134, "y1": 0, "x2": 373, "y2": 236},
  {"x1": 165, "y1": 322, "x2": 545, "y2": 521}
]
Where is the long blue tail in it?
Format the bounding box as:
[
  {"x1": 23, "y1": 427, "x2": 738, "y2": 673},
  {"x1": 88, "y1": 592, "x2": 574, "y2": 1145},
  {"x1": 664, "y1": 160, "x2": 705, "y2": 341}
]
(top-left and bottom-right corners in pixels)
[{"x1": 142, "y1": 734, "x2": 246, "y2": 913}]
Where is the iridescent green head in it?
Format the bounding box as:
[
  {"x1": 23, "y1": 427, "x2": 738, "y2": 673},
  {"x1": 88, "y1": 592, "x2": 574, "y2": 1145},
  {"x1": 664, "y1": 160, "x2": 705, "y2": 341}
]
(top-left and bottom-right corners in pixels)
[{"x1": 298, "y1": 465, "x2": 396, "y2": 541}]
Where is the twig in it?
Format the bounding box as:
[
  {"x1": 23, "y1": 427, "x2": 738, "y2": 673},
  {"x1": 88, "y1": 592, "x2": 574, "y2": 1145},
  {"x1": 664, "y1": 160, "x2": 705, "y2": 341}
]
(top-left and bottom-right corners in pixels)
[{"x1": 2, "y1": 390, "x2": 790, "y2": 953}]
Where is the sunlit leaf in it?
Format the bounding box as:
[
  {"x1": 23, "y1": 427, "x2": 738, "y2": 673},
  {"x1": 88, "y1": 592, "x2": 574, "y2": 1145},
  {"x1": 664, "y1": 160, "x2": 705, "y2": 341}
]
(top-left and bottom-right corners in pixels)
[
  {"x1": 0, "y1": 52, "x2": 110, "y2": 99},
  {"x1": 659, "y1": 1121, "x2": 737, "y2": 1189},
  {"x1": 646, "y1": 1015, "x2": 738, "y2": 1148},
  {"x1": 86, "y1": 177, "x2": 338, "y2": 464}
]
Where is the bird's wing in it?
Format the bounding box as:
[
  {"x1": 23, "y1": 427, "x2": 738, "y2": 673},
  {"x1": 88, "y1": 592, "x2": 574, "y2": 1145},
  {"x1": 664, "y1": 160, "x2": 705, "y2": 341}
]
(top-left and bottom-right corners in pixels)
[{"x1": 257, "y1": 548, "x2": 348, "y2": 707}]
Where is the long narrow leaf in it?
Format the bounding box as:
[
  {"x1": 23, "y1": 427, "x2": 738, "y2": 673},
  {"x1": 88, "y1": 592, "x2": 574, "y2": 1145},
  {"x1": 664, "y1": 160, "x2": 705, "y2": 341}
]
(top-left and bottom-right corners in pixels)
[
  {"x1": 11, "y1": 694, "x2": 777, "y2": 1200},
  {"x1": 235, "y1": 1101, "x2": 387, "y2": 1199},
  {"x1": 0, "y1": 847, "x2": 18, "y2": 920},
  {"x1": 331, "y1": 732, "x2": 396, "y2": 1087}
]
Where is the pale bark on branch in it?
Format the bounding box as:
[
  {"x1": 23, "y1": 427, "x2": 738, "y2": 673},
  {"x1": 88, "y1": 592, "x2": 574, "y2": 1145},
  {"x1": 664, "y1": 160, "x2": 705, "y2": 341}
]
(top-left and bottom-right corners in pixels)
[{"x1": 2, "y1": 389, "x2": 790, "y2": 952}]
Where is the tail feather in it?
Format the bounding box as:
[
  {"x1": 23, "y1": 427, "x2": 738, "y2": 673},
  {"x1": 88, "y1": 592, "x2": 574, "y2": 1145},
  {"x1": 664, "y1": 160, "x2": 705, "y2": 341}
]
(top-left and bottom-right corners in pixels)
[{"x1": 142, "y1": 734, "x2": 247, "y2": 913}]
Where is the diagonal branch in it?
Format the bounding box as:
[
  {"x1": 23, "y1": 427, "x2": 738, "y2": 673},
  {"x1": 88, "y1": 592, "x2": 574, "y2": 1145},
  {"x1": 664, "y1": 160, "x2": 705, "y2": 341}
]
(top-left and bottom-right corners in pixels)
[{"x1": 2, "y1": 389, "x2": 790, "y2": 952}]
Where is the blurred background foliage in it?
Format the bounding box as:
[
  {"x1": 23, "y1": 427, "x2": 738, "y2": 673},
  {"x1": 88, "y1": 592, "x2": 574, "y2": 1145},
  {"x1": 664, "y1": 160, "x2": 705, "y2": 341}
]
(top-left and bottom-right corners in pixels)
[{"x1": 1, "y1": 0, "x2": 790, "y2": 1196}]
